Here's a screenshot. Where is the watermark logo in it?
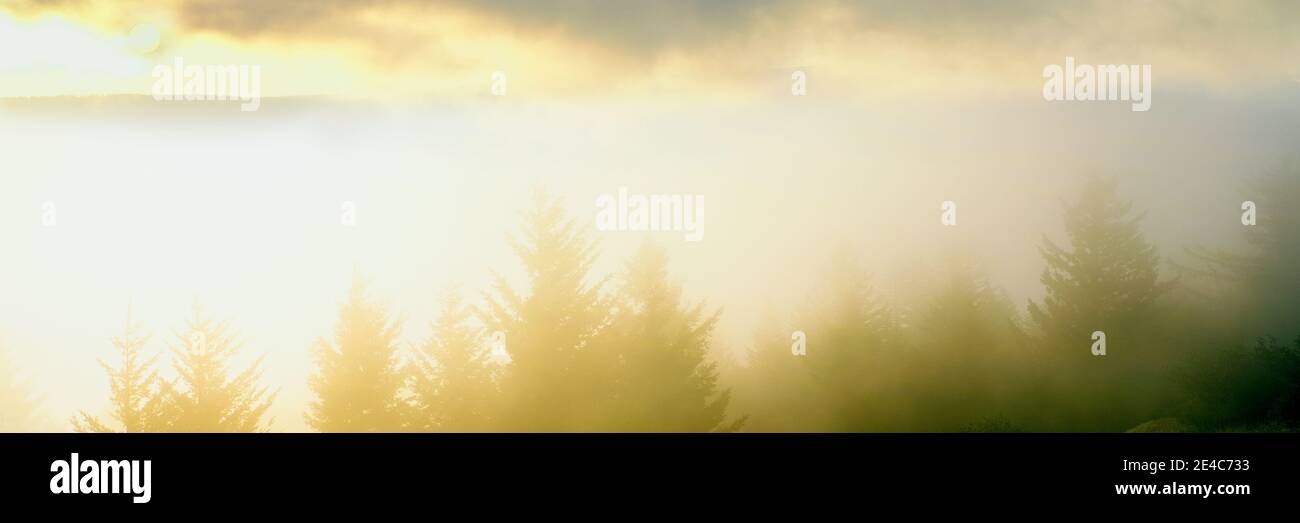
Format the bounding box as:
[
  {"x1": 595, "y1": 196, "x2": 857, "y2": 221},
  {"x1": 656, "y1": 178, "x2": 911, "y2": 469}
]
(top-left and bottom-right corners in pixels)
[
  {"x1": 941, "y1": 200, "x2": 957, "y2": 226},
  {"x1": 596, "y1": 187, "x2": 704, "y2": 242},
  {"x1": 1241, "y1": 201, "x2": 1256, "y2": 226},
  {"x1": 152, "y1": 57, "x2": 262, "y2": 112},
  {"x1": 190, "y1": 331, "x2": 206, "y2": 356},
  {"x1": 341, "y1": 201, "x2": 357, "y2": 227},
  {"x1": 791, "y1": 330, "x2": 806, "y2": 356},
  {"x1": 41, "y1": 201, "x2": 57, "y2": 227},
  {"x1": 50, "y1": 453, "x2": 151, "y2": 504},
  {"x1": 1091, "y1": 330, "x2": 1107, "y2": 356},
  {"x1": 491, "y1": 71, "x2": 507, "y2": 96},
  {"x1": 1043, "y1": 57, "x2": 1151, "y2": 112},
  {"x1": 791, "y1": 70, "x2": 807, "y2": 96}
]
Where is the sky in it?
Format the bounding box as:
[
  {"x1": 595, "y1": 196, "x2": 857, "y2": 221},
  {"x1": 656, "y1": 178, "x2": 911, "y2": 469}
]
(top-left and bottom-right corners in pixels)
[
  {"x1": 4, "y1": 0, "x2": 1300, "y2": 99},
  {"x1": 2, "y1": 0, "x2": 1299, "y2": 431}
]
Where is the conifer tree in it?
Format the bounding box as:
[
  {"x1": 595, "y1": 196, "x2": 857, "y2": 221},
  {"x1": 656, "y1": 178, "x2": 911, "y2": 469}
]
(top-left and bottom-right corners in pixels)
[
  {"x1": 908, "y1": 260, "x2": 1027, "y2": 430},
  {"x1": 72, "y1": 306, "x2": 165, "y2": 433},
  {"x1": 1180, "y1": 166, "x2": 1300, "y2": 339},
  {"x1": 1028, "y1": 177, "x2": 1171, "y2": 344},
  {"x1": 1178, "y1": 335, "x2": 1300, "y2": 430},
  {"x1": 734, "y1": 307, "x2": 825, "y2": 432},
  {"x1": 159, "y1": 302, "x2": 275, "y2": 432},
  {"x1": 915, "y1": 263, "x2": 1021, "y2": 356},
  {"x1": 1026, "y1": 177, "x2": 1174, "y2": 430},
  {"x1": 798, "y1": 250, "x2": 905, "y2": 431},
  {"x1": 607, "y1": 242, "x2": 739, "y2": 432},
  {"x1": 482, "y1": 192, "x2": 615, "y2": 431},
  {"x1": 409, "y1": 289, "x2": 498, "y2": 431},
  {"x1": 1173, "y1": 167, "x2": 1300, "y2": 430},
  {"x1": 307, "y1": 272, "x2": 405, "y2": 432},
  {"x1": 738, "y1": 251, "x2": 902, "y2": 432}
]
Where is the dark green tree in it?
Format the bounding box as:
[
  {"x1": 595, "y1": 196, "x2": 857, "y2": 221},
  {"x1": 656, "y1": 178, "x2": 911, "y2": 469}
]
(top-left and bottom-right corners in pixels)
[
  {"x1": 1178, "y1": 336, "x2": 1300, "y2": 431},
  {"x1": 1171, "y1": 167, "x2": 1300, "y2": 431},
  {"x1": 1028, "y1": 178, "x2": 1172, "y2": 343},
  {"x1": 1026, "y1": 177, "x2": 1174, "y2": 430}
]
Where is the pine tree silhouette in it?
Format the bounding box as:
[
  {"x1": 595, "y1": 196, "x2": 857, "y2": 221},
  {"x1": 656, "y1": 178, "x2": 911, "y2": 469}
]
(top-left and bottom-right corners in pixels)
[
  {"x1": 734, "y1": 307, "x2": 823, "y2": 432},
  {"x1": 72, "y1": 305, "x2": 166, "y2": 433},
  {"x1": 306, "y1": 271, "x2": 405, "y2": 432},
  {"x1": 1026, "y1": 177, "x2": 1174, "y2": 430},
  {"x1": 481, "y1": 191, "x2": 614, "y2": 431},
  {"x1": 607, "y1": 241, "x2": 741, "y2": 432},
  {"x1": 1028, "y1": 177, "x2": 1172, "y2": 343},
  {"x1": 736, "y1": 250, "x2": 902, "y2": 432},
  {"x1": 798, "y1": 250, "x2": 905, "y2": 431},
  {"x1": 409, "y1": 289, "x2": 499, "y2": 431},
  {"x1": 908, "y1": 259, "x2": 1027, "y2": 431},
  {"x1": 1180, "y1": 166, "x2": 1300, "y2": 339},
  {"x1": 157, "y1": 301, "x2": 276, "y2": 432}
]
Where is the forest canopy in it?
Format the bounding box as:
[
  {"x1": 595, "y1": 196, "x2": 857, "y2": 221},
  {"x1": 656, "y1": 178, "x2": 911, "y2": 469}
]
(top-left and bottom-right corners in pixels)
[{"x1": 3, "y1": 172, "x2": 1298, "y2": 433}]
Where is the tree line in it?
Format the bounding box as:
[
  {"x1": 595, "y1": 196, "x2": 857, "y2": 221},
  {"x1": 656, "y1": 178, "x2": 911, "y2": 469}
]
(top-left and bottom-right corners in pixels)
[{"x1": 2, "y1": 172, "x2": 1298, "y2": 432}]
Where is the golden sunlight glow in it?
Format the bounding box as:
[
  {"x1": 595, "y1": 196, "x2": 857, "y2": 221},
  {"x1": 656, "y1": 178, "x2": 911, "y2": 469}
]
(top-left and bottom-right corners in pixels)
[
  {"x1": 126, "y1": 23, "x2": 161, "y2": 54},
  {"x1": 4, "y1": 1, "x2": 1298, "y2": 101},
  {"x1": 3, "y1": 0, "x2": 1300, "y2": 436}
]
